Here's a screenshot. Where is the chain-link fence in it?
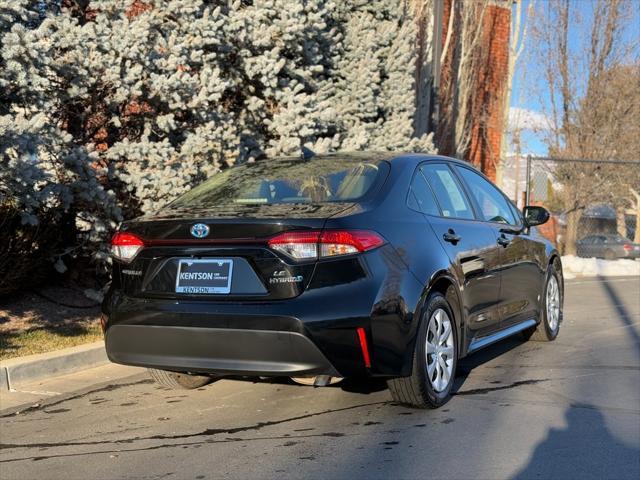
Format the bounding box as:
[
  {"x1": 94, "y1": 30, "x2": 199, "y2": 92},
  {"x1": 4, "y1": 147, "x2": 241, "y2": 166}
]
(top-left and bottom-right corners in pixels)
[{"x1": 501, "y1": 156, "x2": 640, "y2": 256}]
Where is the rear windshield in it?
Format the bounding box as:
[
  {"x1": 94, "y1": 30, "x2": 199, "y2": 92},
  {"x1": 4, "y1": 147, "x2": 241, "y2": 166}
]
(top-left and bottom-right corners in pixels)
[{"x1": 170, "y1": 156, "x2": 388, "y2": 208}]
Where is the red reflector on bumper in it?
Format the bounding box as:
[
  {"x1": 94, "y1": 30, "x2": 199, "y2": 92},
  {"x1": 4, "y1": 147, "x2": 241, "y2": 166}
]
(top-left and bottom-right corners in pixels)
[{"x1": 356, "y1": 327, "x2": 371, "y2": 368}]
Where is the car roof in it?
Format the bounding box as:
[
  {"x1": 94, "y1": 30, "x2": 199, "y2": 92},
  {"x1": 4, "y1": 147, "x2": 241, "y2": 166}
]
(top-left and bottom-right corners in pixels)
[
  {"x1": 266, "y1": 151, "x2": 397, "y2": 164},
  {"x1": 266, "y1": 152, "x2": 468, "y2": 169},
  {"x1": 383, "y1": 153, "x2": 472, "y2": 168},
  {"x1": 303, "y1": 152, "x2": 481, "y2": 183}
]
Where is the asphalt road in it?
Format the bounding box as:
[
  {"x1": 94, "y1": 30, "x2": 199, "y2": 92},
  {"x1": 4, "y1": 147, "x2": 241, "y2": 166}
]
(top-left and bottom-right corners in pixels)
[{"x1": 1, "y1": 276, "x2": 639, "y2": 480}]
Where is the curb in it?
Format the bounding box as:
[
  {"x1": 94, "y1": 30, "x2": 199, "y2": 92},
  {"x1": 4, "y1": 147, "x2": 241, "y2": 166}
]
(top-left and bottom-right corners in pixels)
[{"x1": 0, "y1": 341, "x2": 108, "y2": 391}]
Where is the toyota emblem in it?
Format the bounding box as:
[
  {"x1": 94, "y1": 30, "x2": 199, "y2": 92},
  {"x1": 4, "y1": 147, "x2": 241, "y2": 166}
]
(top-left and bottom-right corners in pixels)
[{"x1": 190, "y1": 223, "x2": 210, "y2": 239}]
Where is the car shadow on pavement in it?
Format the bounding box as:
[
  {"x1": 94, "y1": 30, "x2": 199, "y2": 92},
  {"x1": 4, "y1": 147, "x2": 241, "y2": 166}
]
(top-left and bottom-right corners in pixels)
[
  {"x1": 452, "y1": 335, "x2": 526, "y2": 393},
  {"x1": 511, "y1": 404, "x2": 640, "y2": 479},
  {"x1": 339, "y1": 376, "x2": 389, "y2": 394},
  {"x1": 221, "y1": 375, "x2": 390, "y2": 395}
]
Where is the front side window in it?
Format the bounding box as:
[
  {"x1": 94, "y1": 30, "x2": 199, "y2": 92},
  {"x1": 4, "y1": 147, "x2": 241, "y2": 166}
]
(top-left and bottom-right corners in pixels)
[
  {"x1": 455, "y1": 166, "x2": 517, "y2": 225},
  {"x1": 421, "y1": 164, "x2": 475, "y2": 219}
]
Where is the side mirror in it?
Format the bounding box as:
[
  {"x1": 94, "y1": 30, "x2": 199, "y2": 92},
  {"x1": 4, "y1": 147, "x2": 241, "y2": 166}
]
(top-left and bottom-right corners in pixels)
[{"x1": 523, "y1": 206, "x2": 550, "y2": 227}]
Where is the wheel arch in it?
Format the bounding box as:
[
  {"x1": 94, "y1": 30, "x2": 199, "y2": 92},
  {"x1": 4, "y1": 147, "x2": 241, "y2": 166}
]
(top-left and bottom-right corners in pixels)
[
  {"x1": 548, "y1": 251, "x2": 564, "y2": 293},
  {"x1": 424, "y1": 271, "x2": 465, "y2": 359},
  {"x1": 397, "y1": 271, "x2": 465, "y2": 378},
  {"x1": 547, "y1": 251, "x2": 564, "y2": 307}
]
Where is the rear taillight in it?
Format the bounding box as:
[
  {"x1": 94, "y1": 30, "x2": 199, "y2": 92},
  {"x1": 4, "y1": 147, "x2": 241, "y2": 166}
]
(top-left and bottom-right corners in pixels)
[
  {"x1": 267, "y1": 231, "x2": 321, "y2": 260},
  {"x1": 623, "y1": 244, "x2": 632, "y2": 252},
  {"x1": 111, "y1": 232, "x2": 145, "y2": 263},
  {"x1": 267, "y1": 230, "x2": 385, "y2": 261}
]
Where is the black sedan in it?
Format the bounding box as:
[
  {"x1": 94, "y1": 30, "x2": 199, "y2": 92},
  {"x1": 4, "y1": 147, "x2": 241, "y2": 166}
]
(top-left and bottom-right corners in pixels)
[
  {"x1": 103, "y1": 153, "x2": 562, "y2": 408},
  {"x1": 576, "y1": 234, "x2": 640, "y2": 260}
]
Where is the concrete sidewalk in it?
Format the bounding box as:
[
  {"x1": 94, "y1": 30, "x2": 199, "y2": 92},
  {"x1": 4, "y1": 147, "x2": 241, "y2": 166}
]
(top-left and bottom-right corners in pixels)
[
  {"x1": 0, "y1": 341, "x2": 144, "y2": 412},
  {"x1": 0, "y1": 341, "x2": 109, "y2": 391},
  {"x1": 0, "y1": 362, "x2": 143, "y2": 411}
]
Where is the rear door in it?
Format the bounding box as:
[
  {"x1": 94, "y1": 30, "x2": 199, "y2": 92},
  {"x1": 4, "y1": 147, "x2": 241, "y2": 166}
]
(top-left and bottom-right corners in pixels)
[
  {"x1": 418, "y1": 163, "x2": 503, "y2": 338},
  {"x1": 453, "y1": 165, "x2": 544, "y2": 328}
]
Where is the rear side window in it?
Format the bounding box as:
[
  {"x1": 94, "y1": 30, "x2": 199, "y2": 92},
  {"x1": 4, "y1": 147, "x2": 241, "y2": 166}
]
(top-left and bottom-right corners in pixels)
[
  {"x1": 455, "y1": 166, "x2": 517, "y2": 225},
  {"x1": 170, "y1": 157, "x2": 388, "y2": 208},
  {"x1": 421, "y1": 164, "x2": 474, "y2": 219},
  {"x1": 604, "y1": 235, "x2": 625, "y2": 244},
  {"x1": 408, "y1": 169, "x2": 440, "y2": 216}
]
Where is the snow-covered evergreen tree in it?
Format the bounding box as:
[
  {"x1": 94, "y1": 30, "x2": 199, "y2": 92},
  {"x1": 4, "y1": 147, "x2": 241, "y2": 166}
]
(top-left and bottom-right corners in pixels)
[
  {"x1": 0, "y1": 0, "x2": 120, "y2": 272},
  {"x1": 1, "y1": 0, "x2": 435, "y2": 281},
  {"x1": 3, "y1": 0, "x2": 343, "y2": 214},
  {"x1": 324, "y1": 0, "x2": 435, "y2": 152}
]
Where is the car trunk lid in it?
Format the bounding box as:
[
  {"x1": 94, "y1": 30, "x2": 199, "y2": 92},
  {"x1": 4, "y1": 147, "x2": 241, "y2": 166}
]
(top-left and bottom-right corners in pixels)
[{"x1": 115, "y1": 203, "x2": 354, "y2": 301}]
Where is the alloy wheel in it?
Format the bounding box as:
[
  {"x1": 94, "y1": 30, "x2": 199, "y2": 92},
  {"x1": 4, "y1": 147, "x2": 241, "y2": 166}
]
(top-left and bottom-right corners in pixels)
[
  {"x1": 425, "y1": 308, "x2": 454, "y2": 392},
  {"x1": 546, "y1": 275, "x2": 560, "y2": 331}
]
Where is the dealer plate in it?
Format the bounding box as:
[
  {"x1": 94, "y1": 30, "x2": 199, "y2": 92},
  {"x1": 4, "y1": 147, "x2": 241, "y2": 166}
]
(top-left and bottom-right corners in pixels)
[{"x1": 175, "y1": 259, "x2": 233, "y2": 294}]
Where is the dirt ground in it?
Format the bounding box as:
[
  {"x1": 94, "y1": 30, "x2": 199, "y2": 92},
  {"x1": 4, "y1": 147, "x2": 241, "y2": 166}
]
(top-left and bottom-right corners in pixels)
[{"x1": 0, "y1": 285, "x2": 102, "y2": 360}]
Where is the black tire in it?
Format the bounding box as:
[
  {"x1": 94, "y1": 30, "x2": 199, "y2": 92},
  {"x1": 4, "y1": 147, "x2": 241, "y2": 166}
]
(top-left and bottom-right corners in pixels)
[
  {"x1": 387, "y1": 292, "x2": 457, "y2": 408},
  {"x1": 604, "y1": 249, "x2": 615, "y2": 260},
  {"x1": 147, "y1": 368, "x2": 214, "y2": 390},
  {"x1": 522, "y1": 264, "x2": 562, "y2": 342}
]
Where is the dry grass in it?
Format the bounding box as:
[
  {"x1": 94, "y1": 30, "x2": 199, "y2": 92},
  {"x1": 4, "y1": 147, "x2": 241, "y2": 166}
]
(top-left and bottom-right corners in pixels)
[
  {"x1": 0, "y1": 324, "x2": 103, "y2": 360},
  {"x1": 0, "y1": 286, "x2": 103, "y2": 361}
]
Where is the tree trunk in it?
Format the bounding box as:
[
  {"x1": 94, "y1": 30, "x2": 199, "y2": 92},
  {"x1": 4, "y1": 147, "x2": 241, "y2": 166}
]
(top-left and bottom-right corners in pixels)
[
  {"x1": 564, "y1": 209, "x2": 582, "y2": 256},
  {"x1": 616, "y1": 205, "x2": 627, "y2": 238},
  {"x1": 410, "y1": 0, "x2": 433, "y2": 137}
]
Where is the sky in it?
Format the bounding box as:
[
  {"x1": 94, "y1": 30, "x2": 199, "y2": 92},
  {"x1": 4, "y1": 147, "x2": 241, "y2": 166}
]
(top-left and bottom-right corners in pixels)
[{"x1": 507, "y1": 0, "x2": 640, "y2": 157}]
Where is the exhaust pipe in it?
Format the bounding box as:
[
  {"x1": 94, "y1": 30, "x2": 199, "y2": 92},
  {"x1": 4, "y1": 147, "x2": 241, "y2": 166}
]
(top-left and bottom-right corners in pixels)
[{"x1": 313, "y1": 375, "x2": 334, "y2": 387}]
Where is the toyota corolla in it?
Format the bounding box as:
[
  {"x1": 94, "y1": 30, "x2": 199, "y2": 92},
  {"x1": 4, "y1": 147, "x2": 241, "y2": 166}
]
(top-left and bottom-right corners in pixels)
[{"x1": 102, "y1": 152, "x2": 563, "y2": 408}]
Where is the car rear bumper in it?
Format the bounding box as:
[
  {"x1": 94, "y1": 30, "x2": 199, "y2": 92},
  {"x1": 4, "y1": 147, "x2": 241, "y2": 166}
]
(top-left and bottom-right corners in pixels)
[
  {"x1": 102, "y1": 246, "x2": 425, "y2": 378},
  {"x1": 106, "y1": 325, "x2": 341, "y2": 377}
]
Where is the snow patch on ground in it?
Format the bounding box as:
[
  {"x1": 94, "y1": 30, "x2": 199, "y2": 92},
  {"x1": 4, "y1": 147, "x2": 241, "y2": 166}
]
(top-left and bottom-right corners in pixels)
[{"x1": 561, "y1": 255, "x2": 640, "y2": 279}]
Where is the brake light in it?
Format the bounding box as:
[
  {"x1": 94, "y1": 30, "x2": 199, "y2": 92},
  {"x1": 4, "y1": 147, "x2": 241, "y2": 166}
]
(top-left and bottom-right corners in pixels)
[
  {"x1": 111, "y1": 231, "x2": 145, "y2": 263},
  {"x1": 267, "y1": 230, "x2": 385, "y2": 260},
  {"x1": 623, "y1": 244, "x2": 632, "y2": 252}
]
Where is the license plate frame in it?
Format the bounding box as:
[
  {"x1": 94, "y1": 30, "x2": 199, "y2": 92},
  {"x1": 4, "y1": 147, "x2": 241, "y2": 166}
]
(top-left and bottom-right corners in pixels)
[{"x1": 175, "y1": 259, "x2": 234, "y2": 294}]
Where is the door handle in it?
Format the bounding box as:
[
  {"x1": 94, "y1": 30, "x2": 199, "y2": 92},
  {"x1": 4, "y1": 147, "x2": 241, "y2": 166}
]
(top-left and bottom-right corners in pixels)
[
  {"x1": 443, "y1": 230, "x2": 461, "y2": 244},
  {"x1": 497, "y1": 235, "x2": 511, "y2": 247}
]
